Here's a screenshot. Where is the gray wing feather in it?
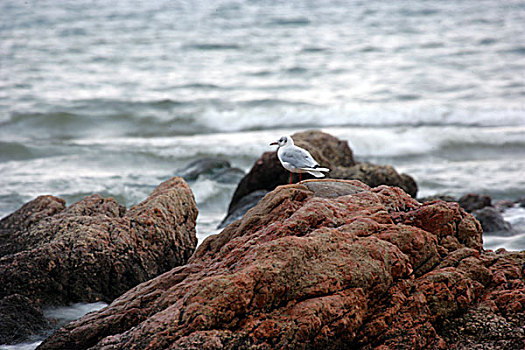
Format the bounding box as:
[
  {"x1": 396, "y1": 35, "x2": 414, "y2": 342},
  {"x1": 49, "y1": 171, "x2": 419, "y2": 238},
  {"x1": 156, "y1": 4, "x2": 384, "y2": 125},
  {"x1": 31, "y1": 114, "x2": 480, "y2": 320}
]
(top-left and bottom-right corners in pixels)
[{"x1": 280, "y1": 147, "x2": 318, "y2": 169}]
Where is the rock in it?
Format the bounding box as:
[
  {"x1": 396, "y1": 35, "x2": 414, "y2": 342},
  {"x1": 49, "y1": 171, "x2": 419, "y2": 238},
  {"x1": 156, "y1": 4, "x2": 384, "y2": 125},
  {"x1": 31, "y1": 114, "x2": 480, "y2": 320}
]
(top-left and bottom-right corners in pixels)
[
  {"x1": 39, "y1": 179, "x2": 524, "y2": 350},
  {"x1": 0, "y1": 176, "x2": 198, "y2": 309},
  {"x1": 178, "y1": 158, "x2": 244, "y2": 183},
  {"x1": 0, "y1": 195, "x2": 66, "y2": 256},
  {"x1": 440, "y1": 304, "x2": 525, "y2": 350},
  {"x1": 494, "y1": 199, "x2": 515, "y2": 210},
  {"x1": 213, "y1": 167, "x2": 246, "y2": 184},
  {"x1": 458, "y1": 193, "x2": 492, "y2": 212},
  {"x1": 474, "y1": 206, "x2": 514, "y2": 235},
  {"x1": 223, "y1": 130, "x2": 417, "y2": 227},
  {"x1": 0, "y1": 294, "x2": 49, "y2": 345},
  {"x1": 331, "y1": 162, "x2": 417, "y2": 197},
  {"x1": 517, "y1": 197, "x2": 525, "y2": 208},
  {"x1": 227, "y1": 131, "x2": 356, "y2": 213},
  {"x1": 218, "y1": 190, "x2": 268, "y2": 229}
]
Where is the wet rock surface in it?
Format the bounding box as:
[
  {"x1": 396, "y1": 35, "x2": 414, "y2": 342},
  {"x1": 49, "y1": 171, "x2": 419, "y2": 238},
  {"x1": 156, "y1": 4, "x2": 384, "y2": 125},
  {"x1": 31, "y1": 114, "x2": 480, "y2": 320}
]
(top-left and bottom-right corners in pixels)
[
  {"x1": 39, "y1": 179, "x2": 525, "y2": 350},
  {"x1": 223, "y1": 130, "x2": 417, "y2": 226},
  {"x1": 0, "y1": 177, "x2": 198, "y2": 344}
]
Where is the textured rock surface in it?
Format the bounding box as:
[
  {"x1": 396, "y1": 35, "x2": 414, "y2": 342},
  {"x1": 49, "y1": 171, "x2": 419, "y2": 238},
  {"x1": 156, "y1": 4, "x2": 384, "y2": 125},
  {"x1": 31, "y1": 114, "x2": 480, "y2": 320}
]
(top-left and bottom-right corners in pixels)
[
  {"x1": 0, "y1": 294, "x2": 49, "y2": 344},
  {"x1": 225, "y1": 130, "x2": 417, "y2": 226},
  {"x1": 0, "y1": 176, "x2": 198, "y2": 306},
  {"x1": 39, "y1": 179, "x2": 525, "y2": 350}
]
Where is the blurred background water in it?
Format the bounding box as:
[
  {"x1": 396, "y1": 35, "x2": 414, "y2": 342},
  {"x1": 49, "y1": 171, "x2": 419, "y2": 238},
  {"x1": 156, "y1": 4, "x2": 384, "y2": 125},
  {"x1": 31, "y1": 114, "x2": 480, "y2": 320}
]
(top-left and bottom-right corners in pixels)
[
  {"x1": 1, "y1": 1, "x2": 525, "y2": 348},
  {"x1": 1, "y1": 0, "x2": 525, "y2": 250}
]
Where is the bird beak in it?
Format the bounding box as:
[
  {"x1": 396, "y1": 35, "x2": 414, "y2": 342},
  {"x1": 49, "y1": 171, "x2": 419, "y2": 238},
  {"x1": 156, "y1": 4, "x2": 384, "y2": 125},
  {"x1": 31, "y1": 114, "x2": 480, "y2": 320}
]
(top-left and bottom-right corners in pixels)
[{"x1": 270, "y1": 141, "x2": 278, "y2": 146}]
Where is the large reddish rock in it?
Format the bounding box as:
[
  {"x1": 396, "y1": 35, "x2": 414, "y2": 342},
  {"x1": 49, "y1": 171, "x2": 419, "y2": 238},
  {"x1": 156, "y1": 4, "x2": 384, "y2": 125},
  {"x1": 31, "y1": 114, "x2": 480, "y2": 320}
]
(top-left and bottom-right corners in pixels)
[
  {"x1": 0, "y1": 176, "x2": 198, "y2": 307},
  {"x1": 223, "y1": 130, "x2": 417, "y2": 227},
  {"x1": 38, "y1": 179, "x2": 525, "y2": 349}
]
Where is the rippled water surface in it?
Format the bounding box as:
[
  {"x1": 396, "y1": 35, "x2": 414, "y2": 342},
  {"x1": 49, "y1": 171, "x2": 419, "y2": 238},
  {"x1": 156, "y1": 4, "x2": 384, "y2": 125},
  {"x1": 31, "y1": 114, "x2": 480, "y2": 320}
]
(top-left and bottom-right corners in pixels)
[{"x1": 1, "y1": 0, "x2": 525, "y2": 251}]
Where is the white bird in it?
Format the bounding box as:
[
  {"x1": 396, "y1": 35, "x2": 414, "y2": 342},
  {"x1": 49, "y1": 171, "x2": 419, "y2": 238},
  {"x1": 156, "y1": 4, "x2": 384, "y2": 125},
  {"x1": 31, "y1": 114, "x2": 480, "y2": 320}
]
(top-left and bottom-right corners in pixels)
[{"x1": 270, "y1": 135, "x2": 330, "y2": 184}]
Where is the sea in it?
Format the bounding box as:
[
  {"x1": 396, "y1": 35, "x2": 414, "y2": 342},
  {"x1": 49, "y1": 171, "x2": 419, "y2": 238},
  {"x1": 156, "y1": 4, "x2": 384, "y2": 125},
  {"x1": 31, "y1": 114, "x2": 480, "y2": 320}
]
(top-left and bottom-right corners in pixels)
[{"x1": 1, "y1": 0, "x2": 525, "y2": 347}]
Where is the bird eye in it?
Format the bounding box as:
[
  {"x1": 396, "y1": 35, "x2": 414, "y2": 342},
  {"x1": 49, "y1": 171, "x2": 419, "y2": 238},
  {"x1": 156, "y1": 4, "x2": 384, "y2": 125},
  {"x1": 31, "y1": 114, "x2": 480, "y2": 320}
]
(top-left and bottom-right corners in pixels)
[{"x1": 280, "y1": 137, "x2": 286, "y2": 143}]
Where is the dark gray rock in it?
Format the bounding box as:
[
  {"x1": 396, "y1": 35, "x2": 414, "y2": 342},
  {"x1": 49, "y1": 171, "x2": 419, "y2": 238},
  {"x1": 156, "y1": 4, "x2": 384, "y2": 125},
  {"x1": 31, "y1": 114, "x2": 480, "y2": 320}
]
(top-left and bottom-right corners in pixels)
[
  {"x1": 494, "y1": 200, "x2": 515, "y2": 211},
  {"x1": 214, "y1": 167, "x2": 245, "y2": 184},
  {"x1": 330, "y1": 163, "x2": 417, "y2": 198},
  {"x1": 178, "y1": 158, "x2": 243, "y2": 183},
  {"x1": 474, "y1": 207, "x2": 514, "y2": 235},
  {"x1": 458, "y1": 193, "x2": 492, "y2": 213},
  {"x1": 218, "y1": 190, "x2": 268, "y2": 229}
]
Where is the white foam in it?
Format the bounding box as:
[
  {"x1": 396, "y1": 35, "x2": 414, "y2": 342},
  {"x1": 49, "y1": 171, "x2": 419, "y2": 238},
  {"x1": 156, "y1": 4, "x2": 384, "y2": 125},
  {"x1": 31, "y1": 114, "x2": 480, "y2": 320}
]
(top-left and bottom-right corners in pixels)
[
  {"x1": 502, "y1": 206, "x2": 525, "y2": 230},
  {"x1": 43, "y1": 301, "x2": 108, "y2": 323},
  {"x1": 484, "y1": 232, "x2": 525, "y2": 252},
  {"x1": 0, "y1": 341, "x2": 43, "y2": 350},
  {"x1": 196, "y1": 104, "x2": 525, "y2": 133}
]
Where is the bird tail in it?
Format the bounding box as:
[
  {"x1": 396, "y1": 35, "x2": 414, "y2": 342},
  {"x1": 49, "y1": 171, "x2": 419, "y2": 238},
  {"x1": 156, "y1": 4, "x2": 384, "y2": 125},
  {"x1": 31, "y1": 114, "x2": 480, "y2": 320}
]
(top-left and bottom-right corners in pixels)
[{"x1": 303, "y1": 167, "x2": 330, "y2": 178}]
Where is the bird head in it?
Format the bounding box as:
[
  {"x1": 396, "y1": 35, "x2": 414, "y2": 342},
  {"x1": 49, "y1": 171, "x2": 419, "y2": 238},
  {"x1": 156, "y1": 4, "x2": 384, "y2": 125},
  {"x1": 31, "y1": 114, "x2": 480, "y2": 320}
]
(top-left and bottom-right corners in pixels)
[{"x1": 270, "y1": 135, "x2": 293, "y2": 147}]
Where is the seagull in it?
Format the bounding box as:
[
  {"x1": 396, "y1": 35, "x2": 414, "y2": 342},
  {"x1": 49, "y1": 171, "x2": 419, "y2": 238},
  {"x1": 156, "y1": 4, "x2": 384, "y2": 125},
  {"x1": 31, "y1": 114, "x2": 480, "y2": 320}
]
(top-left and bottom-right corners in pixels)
[{"x1": 270, "y1": 135, "x2": 330, "y2": 184}]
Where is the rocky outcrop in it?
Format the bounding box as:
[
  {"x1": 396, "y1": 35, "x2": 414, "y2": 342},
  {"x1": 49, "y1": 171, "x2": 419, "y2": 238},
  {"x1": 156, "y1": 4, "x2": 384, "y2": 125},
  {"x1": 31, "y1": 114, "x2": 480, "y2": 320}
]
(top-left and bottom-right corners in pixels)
[
  {"x1": 39, "y1": 180, "x2": 525, "y2": 350},
  {"x1": 224, "y1": 130, "x2": 417, "y2": 226},
  {"x1": 0, "y1": 176, "x2": 198, "y2": 344}
]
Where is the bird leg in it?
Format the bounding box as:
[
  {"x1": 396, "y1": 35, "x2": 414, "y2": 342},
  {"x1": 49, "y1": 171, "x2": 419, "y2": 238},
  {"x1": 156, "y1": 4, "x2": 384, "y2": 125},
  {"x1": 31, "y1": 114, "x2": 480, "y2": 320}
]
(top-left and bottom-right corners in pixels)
[
  {"x1": 299, "y1": 173, "x2": 302, "y2": 182},
  {"x1": 289, "y1": 172, "x2": 293, "y2": 184}
]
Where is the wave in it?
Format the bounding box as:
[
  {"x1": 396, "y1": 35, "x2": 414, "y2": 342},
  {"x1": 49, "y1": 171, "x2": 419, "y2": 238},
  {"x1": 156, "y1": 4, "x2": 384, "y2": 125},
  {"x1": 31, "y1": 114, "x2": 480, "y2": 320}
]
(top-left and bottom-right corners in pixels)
[
  {"x1": 184, "y1": 43, "x2": 242, "y2": 51},
  {"x1": 196, "y1": 104, "x2": 525, "y2": 133},
  {"x1": 3, "y1": 101, "x2": 525, "y2": 142},
  {"x1": 0, "y1": 141, "x2": 35, "y2": 161},
  {"x1": 269, "y1": 17, "x2": 311, "y2": 26}
]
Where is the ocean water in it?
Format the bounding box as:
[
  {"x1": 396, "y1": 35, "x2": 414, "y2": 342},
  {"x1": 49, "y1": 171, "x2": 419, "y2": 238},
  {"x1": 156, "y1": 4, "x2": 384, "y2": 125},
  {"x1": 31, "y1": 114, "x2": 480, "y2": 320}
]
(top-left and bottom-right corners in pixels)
[
  {"x1": 2, "y1": 0, "x2": 525, "y2": 240},
  {"x1": 1, "y1": 0, "x2": 525, "y2": 348}
]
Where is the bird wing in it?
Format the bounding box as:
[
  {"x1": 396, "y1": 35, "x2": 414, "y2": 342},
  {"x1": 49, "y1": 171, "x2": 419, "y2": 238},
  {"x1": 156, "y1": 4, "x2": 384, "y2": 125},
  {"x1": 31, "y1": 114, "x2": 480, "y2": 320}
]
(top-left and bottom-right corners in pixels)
[{"x1": 280, "y1": 146, "x2": 319, "y2": 169}]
